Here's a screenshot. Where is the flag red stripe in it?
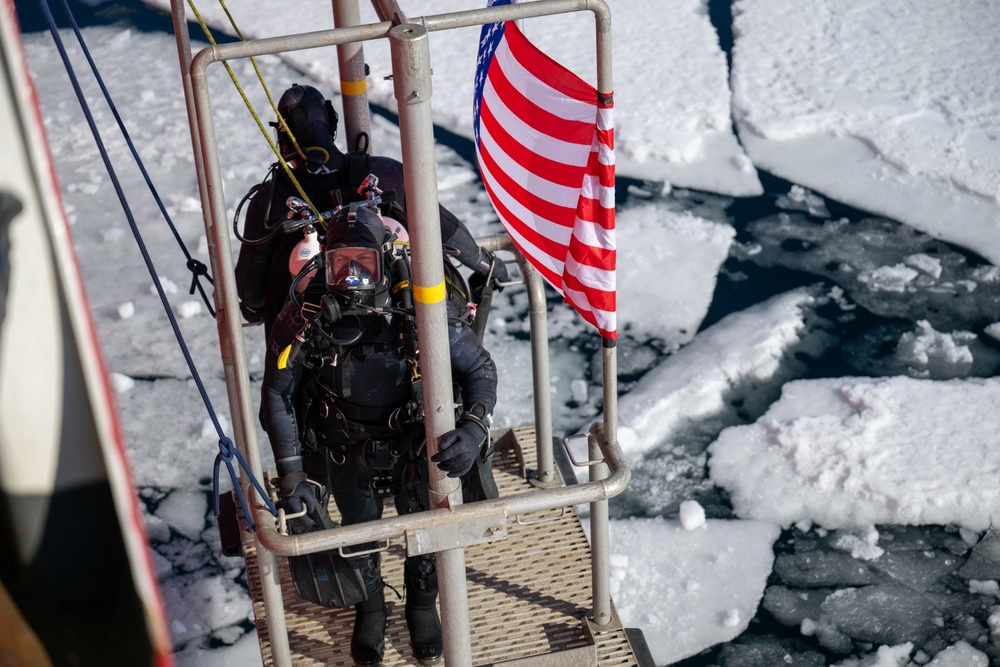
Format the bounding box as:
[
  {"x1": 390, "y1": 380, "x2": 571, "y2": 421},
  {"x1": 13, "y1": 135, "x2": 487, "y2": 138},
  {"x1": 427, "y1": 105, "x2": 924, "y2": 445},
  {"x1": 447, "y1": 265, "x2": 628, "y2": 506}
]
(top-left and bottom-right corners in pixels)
[
  {"x1": 563, "y1": 293, "x2": 615, "y2": 339},
  {"x1": 479, "y1": 152, "x2": 568, "y2": 277},
  {"x1": 505, "y1": 22, "x2": 597, "y2": 104},
  {"x1": 563, "y1": 272, "x2": 616, "y2": 312},
  {"x1": 480, "y1": 100, "x2": 587, "y2": 190},
  {"x1": 478, "y1": 134, "x2": 576, "y2": 235},
  {"x1": 587, "y1": 149, "x2": 616, "y2": 189},
  {"x1": 569, "y1": 236, "x2": 616, "y2": 268},
  {"x1": 576, "y1": 197, "x2": 615, "y2": 230},
  {"x1": 489, "y1": 51, "x2": 596, "y2": 146}
]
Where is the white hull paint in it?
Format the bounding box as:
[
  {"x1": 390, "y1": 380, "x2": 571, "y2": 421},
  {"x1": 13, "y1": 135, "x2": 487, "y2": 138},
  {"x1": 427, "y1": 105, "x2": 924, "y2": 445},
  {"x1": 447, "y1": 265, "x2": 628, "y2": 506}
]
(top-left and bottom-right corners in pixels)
[{"x1": 0, "y1": 3, "x2": 172, "y2": 664}]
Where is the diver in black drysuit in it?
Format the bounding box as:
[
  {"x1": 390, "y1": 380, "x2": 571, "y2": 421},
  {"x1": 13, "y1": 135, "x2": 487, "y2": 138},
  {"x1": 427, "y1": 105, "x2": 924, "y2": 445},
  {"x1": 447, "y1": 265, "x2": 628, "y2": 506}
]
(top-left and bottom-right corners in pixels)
[
  {"x1": 235, "y1": 83, "x2": 507, "y2": 340},
  {"x1": 261, "y1": 204, "x2": 498, "y2": 666}
]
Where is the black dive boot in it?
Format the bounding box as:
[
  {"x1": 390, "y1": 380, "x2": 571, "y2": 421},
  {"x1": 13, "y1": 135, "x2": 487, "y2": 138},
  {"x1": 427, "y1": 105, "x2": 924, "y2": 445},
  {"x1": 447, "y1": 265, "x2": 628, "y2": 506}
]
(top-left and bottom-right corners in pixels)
[
  {"x1": 351, "y1": 586, "x2": 387, "y2": 667},
  {"x1": 405, "y1": 588, "x2": 443, "y2": 665},
  {"x1": 404, "y1": 556, "x2": 443, "y2": 665}
]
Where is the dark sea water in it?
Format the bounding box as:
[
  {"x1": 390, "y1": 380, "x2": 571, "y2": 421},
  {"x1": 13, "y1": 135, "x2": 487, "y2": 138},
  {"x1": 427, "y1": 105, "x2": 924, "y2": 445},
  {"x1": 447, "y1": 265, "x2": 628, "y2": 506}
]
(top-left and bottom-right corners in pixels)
[{"x1": 14, "y1": 0, "x2": 231, "y2": 41}]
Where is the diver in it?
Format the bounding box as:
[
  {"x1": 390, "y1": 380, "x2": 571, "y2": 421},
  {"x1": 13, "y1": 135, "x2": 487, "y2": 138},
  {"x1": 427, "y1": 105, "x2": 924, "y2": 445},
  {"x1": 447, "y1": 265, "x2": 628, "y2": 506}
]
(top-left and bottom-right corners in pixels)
[
  {"x1": 234, "y1": 83, "x2": 507, "y2": 340},
  {"x1": 260, "y1": 203, "x2": 499, "y2": 666}
]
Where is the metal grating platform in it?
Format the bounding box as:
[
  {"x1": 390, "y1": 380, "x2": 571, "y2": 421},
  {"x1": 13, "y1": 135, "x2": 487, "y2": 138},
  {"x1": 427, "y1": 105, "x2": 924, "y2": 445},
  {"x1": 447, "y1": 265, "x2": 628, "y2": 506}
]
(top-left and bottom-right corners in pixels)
[{"x1": 239, "y1": 427, "x2": 642, "y2": 667}]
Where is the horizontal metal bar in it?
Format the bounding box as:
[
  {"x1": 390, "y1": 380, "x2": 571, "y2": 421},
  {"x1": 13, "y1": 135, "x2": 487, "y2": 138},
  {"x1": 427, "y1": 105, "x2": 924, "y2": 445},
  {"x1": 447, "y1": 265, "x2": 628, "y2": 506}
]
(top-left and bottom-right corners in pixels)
[
  {"x1": 251, "y1": 424, "x2": 629, "y2": 557},
  {"x1": 477, "y1": 233, "x2": 515, "y2": 255},
  {"x1": 190, "y1": 22, "x2": 391, "y2": 66},
  {"x1": 188, "y1": 0, "x2": 609, "y2": 66},
  {"x1": 419, "y1": 0, "x2": 610, "y2": 33}
]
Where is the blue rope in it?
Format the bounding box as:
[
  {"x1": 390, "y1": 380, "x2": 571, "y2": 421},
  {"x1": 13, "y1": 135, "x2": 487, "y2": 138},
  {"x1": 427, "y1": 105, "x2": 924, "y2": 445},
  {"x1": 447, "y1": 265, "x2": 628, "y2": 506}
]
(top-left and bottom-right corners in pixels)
[
  {"x1": 38, "y1": 0, "x2": 277, "y2": 526},
  {"x1": 213, "y1": 437, "x2": 273, "y2": 531},
  {"x1": 55, "y1": 0, "x2": 216, "y2": 317}
]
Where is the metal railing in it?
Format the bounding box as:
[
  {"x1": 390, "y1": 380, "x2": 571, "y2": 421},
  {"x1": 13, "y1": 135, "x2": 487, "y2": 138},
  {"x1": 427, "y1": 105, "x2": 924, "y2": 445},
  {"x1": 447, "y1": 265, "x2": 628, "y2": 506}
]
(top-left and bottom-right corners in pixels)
[
  {"x1": 249, "y1": 424, "x2": 628, "y2": 559},
  {"x1": 170, "y1": 2, "x2": 620, "y2": 665}
]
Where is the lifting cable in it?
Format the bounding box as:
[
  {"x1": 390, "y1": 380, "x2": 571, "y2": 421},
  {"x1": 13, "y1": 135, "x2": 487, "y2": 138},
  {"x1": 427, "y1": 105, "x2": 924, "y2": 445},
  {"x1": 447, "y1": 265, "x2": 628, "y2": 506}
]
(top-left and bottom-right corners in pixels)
[
  {"x1": 185, "y1": 0, "x2": 327, "y2": 226},
  {"x1": 49, "y1": 0, "x2": 217, "y2": 317},
  {"x1": 37, "y1": 0, "x2": 277, "y2": 529}
]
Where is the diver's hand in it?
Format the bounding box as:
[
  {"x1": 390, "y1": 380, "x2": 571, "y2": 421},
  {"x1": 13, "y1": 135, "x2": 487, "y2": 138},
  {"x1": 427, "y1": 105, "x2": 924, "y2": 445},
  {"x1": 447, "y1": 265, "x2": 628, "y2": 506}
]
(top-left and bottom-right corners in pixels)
[
  {"x1": 487, "y1": 251, "x2": 509, "y2": 287},
  {"x1": 472, "y1": 249, "x2": 508, "y2": 292},
  {"x1": 239, "y1": 301, "x2": 263, "y2": 325},
  {"x1": 433, "y1": 420, "x2": 487, "y2": 478},
  {"x1": 277, "y1": 472, "x2": 322, "y2": 531}
]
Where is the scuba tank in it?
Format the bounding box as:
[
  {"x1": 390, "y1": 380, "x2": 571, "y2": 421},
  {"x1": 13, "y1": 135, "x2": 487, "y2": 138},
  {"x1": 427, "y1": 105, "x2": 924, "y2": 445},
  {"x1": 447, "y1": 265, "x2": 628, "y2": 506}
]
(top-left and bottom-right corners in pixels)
[
  {"x1": 390, "y1": 246, "x2": 414, "y2": 312},
  {"x1": 288, "y1": 226, "x2": 319, "y2": 291}
]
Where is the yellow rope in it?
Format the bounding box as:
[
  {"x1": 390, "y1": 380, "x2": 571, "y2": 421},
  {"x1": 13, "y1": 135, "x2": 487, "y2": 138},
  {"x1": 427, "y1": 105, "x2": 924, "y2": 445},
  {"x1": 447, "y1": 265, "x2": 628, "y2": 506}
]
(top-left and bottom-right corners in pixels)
[
  {"x1": 215, "y1": 0, "x2": 308, "y2": 163},
  {"x1": 185, "y1": 0, "x2": 326, "y2": 226}
]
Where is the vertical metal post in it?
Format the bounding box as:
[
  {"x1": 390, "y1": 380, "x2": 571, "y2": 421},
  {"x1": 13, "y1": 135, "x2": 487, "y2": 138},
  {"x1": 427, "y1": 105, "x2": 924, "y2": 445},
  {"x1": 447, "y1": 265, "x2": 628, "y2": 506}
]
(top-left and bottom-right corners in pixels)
[
  {"x1": 169, "y1": 0, "x2": 210, "y2": 246},
  {"x1": 168, "y1": 3, "x2": 266, "y2": 482},
  {"x1": 331, "y1": 0, "x2": 372, "y2": 152},
  {"x1": 521, "y1": 260, "x2": 556, "y2": 486},
  {"x1": 589, "y1": 350, "x2": 616, "y2": 627},
  {"x1": 254, "y1": 529, "x2": 292, "y2": 666},
  {"x1": 184, "y1": 48, "x2": 292, "y2": 666},
  {"x1": 389, "y1": 22, "x2": 473, "y2": 667},
  {"x1": 591, "y1": 5, "x2": 616, "y2": 628},
  {"x1": 589, "y1": 431, "x2": 611, "y2": 626}
]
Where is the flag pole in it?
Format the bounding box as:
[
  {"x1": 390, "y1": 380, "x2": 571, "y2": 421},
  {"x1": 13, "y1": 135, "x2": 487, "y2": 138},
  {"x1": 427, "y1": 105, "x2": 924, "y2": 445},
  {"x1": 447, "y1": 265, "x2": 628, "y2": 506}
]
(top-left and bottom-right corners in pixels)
[{"x1": 593, "y1": 2, "x2": 618, "y2": 630}]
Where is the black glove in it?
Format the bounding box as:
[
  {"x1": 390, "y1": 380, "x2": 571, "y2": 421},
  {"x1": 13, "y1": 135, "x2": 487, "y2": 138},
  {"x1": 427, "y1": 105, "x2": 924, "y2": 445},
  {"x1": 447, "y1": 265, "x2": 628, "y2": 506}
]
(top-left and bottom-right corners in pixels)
[
  {"x1": 432, "y1": 419, "x2": 487, "y2": 478},
  {"x1": 472, "y1": 249, "x2": 509, "y2": 292},
  {"x1": 239, "y1": 301, "x2": 263, "y2": 325},
  {"x1": 277, "y1": 472, "x2": 323, "y2": 532},
  {"x1": 488, "y1": 252, "x2": 509, "y2": 287}
]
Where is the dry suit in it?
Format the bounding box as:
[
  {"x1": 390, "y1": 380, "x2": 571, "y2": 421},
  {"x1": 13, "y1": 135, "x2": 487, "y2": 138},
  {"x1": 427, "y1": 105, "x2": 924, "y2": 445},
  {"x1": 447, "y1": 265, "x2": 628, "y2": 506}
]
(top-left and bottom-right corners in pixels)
[{"x1": 260, "y1": 258, "x2": 498, "y2": 664}]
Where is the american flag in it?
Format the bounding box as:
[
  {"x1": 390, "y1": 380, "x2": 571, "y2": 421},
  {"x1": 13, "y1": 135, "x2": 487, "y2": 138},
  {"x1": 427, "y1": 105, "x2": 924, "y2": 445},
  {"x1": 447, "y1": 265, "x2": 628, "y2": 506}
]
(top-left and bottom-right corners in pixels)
[{"x1": 473, "y1": 0, "x2": 616, "y2": 340}]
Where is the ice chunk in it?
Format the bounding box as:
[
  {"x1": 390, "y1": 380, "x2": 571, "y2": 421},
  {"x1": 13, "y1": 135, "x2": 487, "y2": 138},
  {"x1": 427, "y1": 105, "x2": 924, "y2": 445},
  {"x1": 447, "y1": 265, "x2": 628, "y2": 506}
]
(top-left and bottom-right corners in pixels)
[
  {"x1": 679, "y1": 499, "x2": 706, "y2": 530},
  {"x1": 109, "y1": 372, "x2": 135, "y2": 393},
  {"x1": 155, "y1": 489, "x2": 207, "y2": 541},
  {"x1": 925, "y1": 641, "x2": 988, "y2": 667}
]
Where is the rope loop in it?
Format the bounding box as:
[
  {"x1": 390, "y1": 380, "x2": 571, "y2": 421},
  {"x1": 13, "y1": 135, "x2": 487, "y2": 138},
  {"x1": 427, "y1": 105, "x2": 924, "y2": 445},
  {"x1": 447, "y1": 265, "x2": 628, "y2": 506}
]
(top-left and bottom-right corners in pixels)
[
  {"x1": 187, "y1": 258, "x2": 210, "y2": 279},
  {"x1": 213, "y1": 436, "x2": 278, "y2": 532},
  {"x1": 187, "y1": 258, "x2": 213, "y2": 293},
  {"x1": 186, "y1": 258, "x2": 215, "y2": 317},
  {"x1": 217, "y1": 435, "x2": 236, "y2": 461}
]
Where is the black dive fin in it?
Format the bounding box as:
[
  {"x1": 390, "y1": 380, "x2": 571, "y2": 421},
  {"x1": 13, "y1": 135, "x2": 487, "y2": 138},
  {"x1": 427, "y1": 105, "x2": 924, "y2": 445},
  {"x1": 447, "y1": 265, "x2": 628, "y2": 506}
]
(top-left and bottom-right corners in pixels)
[
  {"x1": 286, "y1": 506, "x2": 368, "y2": 609},
  {"x1": 287, "y1": 549, "x2": 367, "y2": 609}
]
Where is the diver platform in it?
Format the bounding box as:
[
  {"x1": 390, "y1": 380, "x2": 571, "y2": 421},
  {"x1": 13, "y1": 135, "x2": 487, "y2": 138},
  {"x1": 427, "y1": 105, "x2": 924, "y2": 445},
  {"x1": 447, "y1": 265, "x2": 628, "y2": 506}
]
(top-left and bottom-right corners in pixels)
[{"x1": 236, "y1": 426, "x2": 651, "y2": 666}]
